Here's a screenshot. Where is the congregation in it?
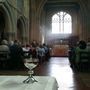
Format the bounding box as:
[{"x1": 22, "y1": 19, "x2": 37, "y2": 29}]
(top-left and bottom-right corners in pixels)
[
  {"x1": 68, "y1": 40, "x2": 90, "y2": 72},
  {"x1": 0, "y1": 39, "x2": 50, "y2": 70}
]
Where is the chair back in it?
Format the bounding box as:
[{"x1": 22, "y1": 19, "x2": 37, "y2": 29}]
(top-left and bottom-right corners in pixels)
[
  {"x1": 0, "y1": 51, "x2": 10, "y2": 61},
  {"x1": 79, "y1": 51, "x2": 89, "y2": 63},
  {"x1": 78, "y1": 51, "x2": 90, "y2": 71}
]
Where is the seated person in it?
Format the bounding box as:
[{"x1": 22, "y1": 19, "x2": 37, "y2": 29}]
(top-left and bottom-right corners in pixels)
[
  {"x1": 0, "y1": 39, "x2": 10, "y2": 53},
  {"x1": 87, "y1": 42, "x2": 90, "y2": 51},
  {"x1": 22, "y1": 44, "x2": 31, "y2": 58},
  {"x1": 75, "y1": 40, "x2": 88, "y2": 63},
  {"x1": 68, "y1": 46, "x2": 76, "y2": 67},
  {"x1": 9, "y1": 40, "x2": 24, "y2": 70},
  {"x1": 0, "y1": 40, "x2": 10, "y2": 69},
  {"x1": 37, "y1": 45, "x2": 45, "y2": 63}
]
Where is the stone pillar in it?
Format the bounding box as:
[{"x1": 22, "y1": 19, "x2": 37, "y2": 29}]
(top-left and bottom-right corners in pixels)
[{"x1": 30, "y1": 0, "x2": 40, "y2": 42}]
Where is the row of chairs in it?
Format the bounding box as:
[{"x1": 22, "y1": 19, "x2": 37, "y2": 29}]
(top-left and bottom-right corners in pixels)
[
  {"x1": 69, "y1": 50, "x2": 90, "y2": 72},
  {"x1": 0, "y1": 50, "x2": 51, "y2": 70},
  {"x1": 0, "y1": 51, "x2": 25, "y2": 70},
  {"x1": 77, "y1": 51, "x2": 90, "y2": 71}
]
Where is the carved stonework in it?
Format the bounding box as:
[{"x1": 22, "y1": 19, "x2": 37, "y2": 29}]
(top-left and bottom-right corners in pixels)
[{"x1": 0, "y1": 0, "x2": 5, "y2": 2}]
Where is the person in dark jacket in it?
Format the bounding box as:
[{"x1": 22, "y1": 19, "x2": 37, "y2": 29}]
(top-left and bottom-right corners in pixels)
[{"x1": 9, "y1": 40, "x2": 24, "y2": 70}]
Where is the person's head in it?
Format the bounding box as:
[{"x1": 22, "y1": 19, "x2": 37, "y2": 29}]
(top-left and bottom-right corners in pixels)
[
  {"x1": 39, "y1": 44, "x2": 43, "y2": 48},
  {"x1": 26, "y1": 44, "x2": 30, "y2": 47},
  {"x1": 78, "y1": 40, "x2": 87, "y2": 49},
  {"x1": 1, "y1": 39, "x2": 8, "y2": 45},
  {"x1": 14, "y1": 40, "x2": 18, "y2": 45},
  {"x1": 43, "y1": 43, "x2": 46, "y2": 46},
  {"x1": 87, "y1": 42, "x2": 90, "y2": 47},
  {"x1": 9, "y1": 40, "x2": 14, "y2": 46}
]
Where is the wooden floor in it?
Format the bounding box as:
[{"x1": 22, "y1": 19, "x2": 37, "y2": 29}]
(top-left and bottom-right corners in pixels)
[{"x1": 0, "y1": 57, "x2": 90, "y2": 90}]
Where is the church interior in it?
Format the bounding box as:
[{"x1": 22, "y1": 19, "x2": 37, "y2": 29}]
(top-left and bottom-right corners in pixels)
[{"x1": 0, "y1": 0, "x2": 90, "y2": 90}]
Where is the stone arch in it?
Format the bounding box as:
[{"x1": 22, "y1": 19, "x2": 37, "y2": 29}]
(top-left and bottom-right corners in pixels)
[
  {"x1": 37, "y1": 0, "x2": 81, "y2": 43},
  {"x1": 33, "y1": 0, "x2": 47, "y2": 43},
  {"x1": 45, "y1": 10, "x2": 73, "y2": 33},
  {"x1": 42, "y1": 4, "x2": 79, "y2": 43},
  {"x1": 78, "y1": 0, "x2": 88, "y2": 41},
  {"x1": 0, "y1": 1, "x2": 16, "y2": 41},
  {"x1": 17, "y1": 16, "x2": 27, "y2": 44},
  {"x1": 37, "y1": 0, "x2": 47, "y2": 15},
  {"x1": 0, "y1": 8, "x2": 5, "y2": 41}
]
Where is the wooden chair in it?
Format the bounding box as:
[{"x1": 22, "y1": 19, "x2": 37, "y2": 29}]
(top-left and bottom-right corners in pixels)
[
  {"x1": 0, "y1": 51, "x2": 10, "y2": 69},
  {"x1": 77, "y1": 51, "x2": 90, "y2": 72}
]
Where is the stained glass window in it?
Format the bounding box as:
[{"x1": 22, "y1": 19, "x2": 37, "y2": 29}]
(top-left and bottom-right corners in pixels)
[{"x1": 52, "y1": 11, "x2": 72, "y2": 34}]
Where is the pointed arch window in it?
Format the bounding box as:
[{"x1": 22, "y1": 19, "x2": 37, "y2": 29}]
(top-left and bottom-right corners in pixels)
[{"x1": 52, "y1": 11, "x2": 72, "y2": 34}]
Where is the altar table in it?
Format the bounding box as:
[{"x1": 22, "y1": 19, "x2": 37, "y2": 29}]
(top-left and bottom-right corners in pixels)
[{"x1": 0, "y1": 76, "x2": 58, "y2": 90}]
